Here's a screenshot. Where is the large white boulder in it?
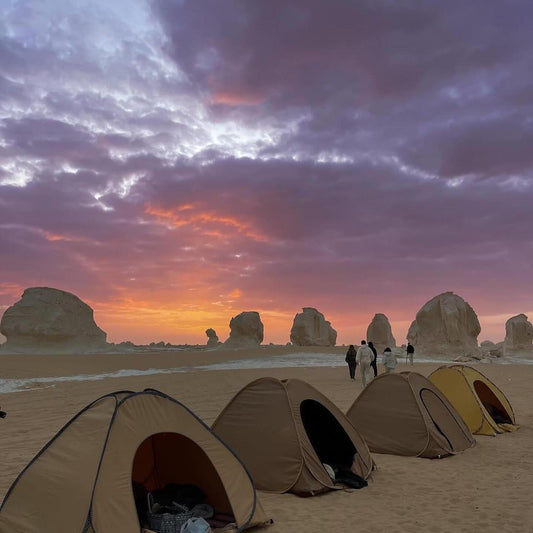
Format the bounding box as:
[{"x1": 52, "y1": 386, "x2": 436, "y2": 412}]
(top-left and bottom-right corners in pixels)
[
  {"x1": 0, "y1": 287, "x2": 108, "y2": 353},
  {"x1": 290, "y1": 307, "x2": 337, "y2": 346},
  {"x1": 407, "y1": 291, "x2": 481, "y2": 358},
  {"x1": 366, "y1": 313, "x2": 396, "y2": 353},
  {"x1": 223, "y1": 311, "x2": 263, "y2": 349},
  {"x1": 503, "y1": 314, "x2": 533, "y2": 357}
]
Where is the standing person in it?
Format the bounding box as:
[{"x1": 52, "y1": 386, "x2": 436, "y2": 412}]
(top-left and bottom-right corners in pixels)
[
  {"x1": 406, "y1": 342, "x2": 415, "y2": 365},
  {"x1": 382, "y1": 347, "x2": 397, "y2": 373},
  {"x1": 356, "y1": 340, "x2": 375, "y2": 387},
  {"x1": 368, "y1": 341, "x2": 378, "y2": 377},
  {"x1": 345, "y1": 345, "x2": 357, "y2": 380}
]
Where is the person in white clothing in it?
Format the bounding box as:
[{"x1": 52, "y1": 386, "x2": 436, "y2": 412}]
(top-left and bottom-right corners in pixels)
[
  {"x1": 382, "y1": 347, "x2": 397, "y2": 373},
  {"x1": 355, "y1": 340, "x2": 375, "y2": 387}
]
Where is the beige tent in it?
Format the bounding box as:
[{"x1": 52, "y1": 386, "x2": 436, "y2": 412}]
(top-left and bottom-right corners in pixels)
[
  {"x1": 346, "y1": 372, "x2": 475, "y2": 458},
  {"x1": 0, "y1": 389, "x2": 269, "y2": 533},
  {"x1": 211, "y1": 377, "x2": 374, "y2": 496},
  {"x1": 429, "y1": 365, "x2": 518, "y2": 436}
]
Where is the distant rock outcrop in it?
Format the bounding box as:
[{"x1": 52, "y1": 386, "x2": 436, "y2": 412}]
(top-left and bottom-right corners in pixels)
[
  {"x1": 205, "y1": 328, "x2": 219, "y2": 348},
  {"x1": 366, "y1": 313, "x2": 396, "y2": 352},
  {"x1": 0, "y1": 287, "x2": 107, "y2": 354},
  {"x1": 407, "y1": 291, "x2": 481, "y2": 358},
  {"x1": 480, "y1": 340, "x2": 503, "y2": 358},
  {"x1": 290, "y1": 307, "x2": 337, "y2": 347},
  {"x1": 503, "y1": 314, "x2": 533, "y2": 357},
  {"x1": 223, "y1": 311, "x2": 263, "y2": 349}
]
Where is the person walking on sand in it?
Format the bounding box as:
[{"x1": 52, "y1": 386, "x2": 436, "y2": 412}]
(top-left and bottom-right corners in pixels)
[
  {"x1": 382, "y1": 347, "x2": 397, "y2": 374},
  {"x1": 406, "y1": 342, "x2": 415, "y2": 365},
  {"x1": 356, "y1": 340, "x2": 375, "y2": 387},
  {"x1": 368, "y1": 341, "x2": 378, "y2": 378},
  {"x1": 345, "y1": 345, "x2": 357, "y2": 380}
]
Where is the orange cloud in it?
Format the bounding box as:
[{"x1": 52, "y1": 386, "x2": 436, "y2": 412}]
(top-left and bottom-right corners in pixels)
[
  {"x1": 44, "y1": 232, "x2": 75, "y2": 242},
  {"x1": 227, "y1": 288, "x2": 242, "y2": 299},
  {"x1": 43, "y1": 231, "x2": 91, "y2": 243},
  {"x1": 210, "y1": 91, "x2": 265, "y2": 106},
  {"x1": 145, "y1": 203, "x2": 270, "y2": 242}
]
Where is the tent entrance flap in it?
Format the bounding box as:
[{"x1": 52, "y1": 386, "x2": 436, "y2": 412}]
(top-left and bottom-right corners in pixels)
[
  {"x1": 473, "y1": 381, "x2": 513, "y2": 424},
  {"x1": 419, "y1": 388, "x2": 475, "y2": 452},
  {"x1": 132, "y1": 432, "x2": 234, "y2": 528},
  {"x1": 300, "y1": 399, "x2": 356, "y2": 470}
]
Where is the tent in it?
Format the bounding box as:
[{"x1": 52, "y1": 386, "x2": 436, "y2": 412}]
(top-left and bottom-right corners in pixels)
[
  {"x1": 0, "y1": 389, "x2": 269, "y2": 533},
  {"x1": 346, "y1": 372, "x2": 475, "y2": 458},
  {"x1": 429, "y1": 365, "x2": 519, "y2": 436},
  {"x1": 211, "y1": 377, "x2": 373, "y2": 496}
]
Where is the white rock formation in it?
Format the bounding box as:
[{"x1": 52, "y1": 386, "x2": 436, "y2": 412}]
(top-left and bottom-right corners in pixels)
[
  {"x1": 205, "y1": 328, "x2": 220, "y2": 348},
  {"x1": 0, "y1": 287, "x2": 107, "y2": 353},
  {"x1": 366, "y1": 313, "x2": 396, "y2": 352},
  {"x1": 407, "y1": 291, "x2": 481, "y2": 358},
  {"x1": 479, "y1": 340, "x2": 503, "y2": 358},
  {"x1": 503, "y1": 314, "x2": 533, "y2": 357},
  {"x1": 223, "y1": 311, "x2": 264, "y2": 349},
  {"x1": 290, "y1": 307, "x2": 337, "y2": 346}
]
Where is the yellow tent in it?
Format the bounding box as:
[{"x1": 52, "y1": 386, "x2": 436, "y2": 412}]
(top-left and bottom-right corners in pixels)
[{"x1": 429, "y1": 365, "x2": 518, "y2": 436}]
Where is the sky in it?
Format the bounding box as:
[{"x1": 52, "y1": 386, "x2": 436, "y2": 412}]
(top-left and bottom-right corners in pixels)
[{"x1": 1, "y1": 0, "x2": 532, "y2": 346}]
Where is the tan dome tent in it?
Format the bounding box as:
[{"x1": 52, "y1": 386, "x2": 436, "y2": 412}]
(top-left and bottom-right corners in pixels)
[
  {"x1": 211, "y1": 377, "x2": 374, "y2": 496},
  {"x1": 0, "y1": 389, "x2": 270, "y2": 533},
  {"x1": 429, "y1": 365, "x2": 519, "y2": 436},
  {"x1": 346, "y1": 372, "x2": 475, "y2": 458}
]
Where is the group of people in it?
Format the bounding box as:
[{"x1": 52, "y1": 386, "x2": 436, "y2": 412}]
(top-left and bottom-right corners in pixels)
[{"x1": 345, "y1": 341, "x2": 415, "y2": 386}]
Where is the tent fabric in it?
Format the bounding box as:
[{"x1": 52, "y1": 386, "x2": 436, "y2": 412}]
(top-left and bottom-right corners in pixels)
[
  {"x1": 0, "y1": 389, "x2": 269, "y2": 533},
  {"x1": 345, "y1": 372, "x2": 475, "y2": 458},
  {"x1": 211, "y1": 377, "x2": 373, "y2": 496},
  {"x1": 428, "y1": 365, "x2": 519, "y2": 436}
]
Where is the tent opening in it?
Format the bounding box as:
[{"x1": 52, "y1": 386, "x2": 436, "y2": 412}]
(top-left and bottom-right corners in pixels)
[
  {"x1": 132, "y1": 432, "x2": 234, "y2": 529},
  {"x1": 419, "y1": 388, "x2": 472, "y2": 452},
  {"x1": 473, "y1": 380, "x2": 512, "y2": 424},
  {"x1": 300, "y1": 399, "x2": 356, "y2": 470}
]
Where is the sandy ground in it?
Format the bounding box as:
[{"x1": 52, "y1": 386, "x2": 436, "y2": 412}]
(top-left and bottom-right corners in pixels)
[{"x1": 0, "y1": 347, "x2": 531, "y2": 532}]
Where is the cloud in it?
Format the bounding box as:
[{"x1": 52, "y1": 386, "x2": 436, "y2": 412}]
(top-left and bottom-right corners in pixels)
[{"x1": 0, "y1": 0, "x2": 532, "y2": 343}]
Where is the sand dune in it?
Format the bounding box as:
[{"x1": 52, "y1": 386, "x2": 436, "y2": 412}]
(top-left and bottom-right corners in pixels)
[{"x1": 0, "y1": 349, "x2": 531, "y2": 532}]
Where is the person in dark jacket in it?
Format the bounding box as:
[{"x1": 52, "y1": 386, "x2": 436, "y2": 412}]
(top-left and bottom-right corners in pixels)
[
  {"x1": 406, "y1": 342, "x2": 415, "y2": 365},
  {"x1": 368, "y1": 341, "x2": 378, "y2": 377},
  {"x1": 345, "y1": 345, "x2": 357, "y2": 380}
]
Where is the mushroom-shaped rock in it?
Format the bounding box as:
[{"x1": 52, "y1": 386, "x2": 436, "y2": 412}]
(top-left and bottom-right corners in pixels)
[
  {"x1": 366, "y1": 313, "x2": 396, "y2": 353},
  {"x1": 205, "y1": 328, "x2": 220, "y2": 348},
  {"x1": 407, "y1": 291, "x2": 481, "y2": 358},
  {"x1": 290, "y1": 307, "x2": 337, "y2": 346},
  {"x1": 0, "y1": 287, "x2": 107, "y2": 354},
  {"x1": 503, "y1": 314, "x2": 533, "y2": 357},
  {"x1": 223, "y1": 311, "x2": 263, "y2": 349}
]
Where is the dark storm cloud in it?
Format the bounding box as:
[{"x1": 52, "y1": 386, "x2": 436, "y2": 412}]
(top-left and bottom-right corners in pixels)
[
  {"x1": 153, "y1": 0, "x2": 533, "y2": 181},
  {"x1": 153, "y1": 0, "x2": 531, "y2": 104}
]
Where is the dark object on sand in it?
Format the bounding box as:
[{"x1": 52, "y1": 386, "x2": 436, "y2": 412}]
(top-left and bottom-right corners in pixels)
[
  {"x1": 0, "y1": 410, "x2": 6, "y2": 418},
  {"x1": 333, "y1": 468, "x2": 368, "y2": 489}
]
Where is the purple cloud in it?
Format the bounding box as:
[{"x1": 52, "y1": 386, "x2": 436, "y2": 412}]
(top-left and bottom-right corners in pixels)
[{"x1": 0, "y1": 0, "x2": 532, "y2": 344}]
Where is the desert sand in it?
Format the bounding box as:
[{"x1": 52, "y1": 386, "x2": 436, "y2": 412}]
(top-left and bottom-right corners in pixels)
[{"x1": 0, "y1": 347, "x2": 531, "y2": 532}]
